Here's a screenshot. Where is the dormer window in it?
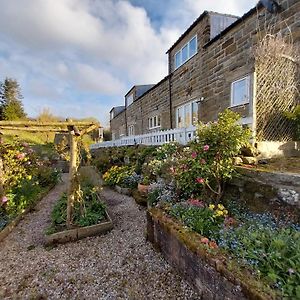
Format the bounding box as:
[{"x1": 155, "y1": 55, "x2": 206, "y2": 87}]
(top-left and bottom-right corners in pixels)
[
  {"x1": 126, "y1": 93, "x2": 134, "y2": 107},
  {"x1": 174, "y1": 35, "x2": 198, "y2": 70},
  {"x1": 110, "y1": 110, "x2": 114, "y2": 120}
]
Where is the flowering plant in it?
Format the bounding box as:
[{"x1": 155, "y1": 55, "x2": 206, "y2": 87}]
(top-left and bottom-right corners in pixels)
[
  {"x1": 103, "y1": 165, "x2": 135, "y2": 187},
  {"x1": 174, "y1": 110, "x2": 251, "y2": 201}
]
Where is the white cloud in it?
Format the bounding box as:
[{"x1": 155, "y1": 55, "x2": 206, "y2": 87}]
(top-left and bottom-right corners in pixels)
[{"x1": 0, "y1": 0, "x2": 259, "y2": 123}]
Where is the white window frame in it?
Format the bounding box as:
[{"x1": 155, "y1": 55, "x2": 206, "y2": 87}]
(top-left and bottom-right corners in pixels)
[
  {"x1": 176, "y1": 100, "x2": 199, "y2": 128},
  {"x1": 148, "y1": 115, "x2": 161, "y2": 130},
  {"x1": 110, "y1": 111, "x2": 114, "y2": 120},
  {"x1": 126, "y1": 93, "x2": 134, "y2": 107},
  {"x1": 128, "y1": 125, "x2": 135, "y2": 136},
  {"x1": 174, "y1": 35, "x2": 198, "y2": 70},
  {"x1": 230, "y1": 75, "x2": 251, "y2": 107}
]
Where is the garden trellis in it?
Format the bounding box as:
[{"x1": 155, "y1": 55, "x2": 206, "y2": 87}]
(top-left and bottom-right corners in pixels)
[{"x1": 0, "y1": 120, "x2": 100, "y2": 227}]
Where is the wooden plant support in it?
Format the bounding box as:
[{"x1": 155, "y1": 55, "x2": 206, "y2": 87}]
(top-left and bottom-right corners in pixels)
[{"x1": 0, "y1": 120, "x2": 100, "y2": 228}]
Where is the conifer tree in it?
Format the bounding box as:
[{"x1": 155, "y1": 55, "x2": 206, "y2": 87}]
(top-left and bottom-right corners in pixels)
[{"x1": 0, "y1": 78, "x2": 26, "y2": 120}]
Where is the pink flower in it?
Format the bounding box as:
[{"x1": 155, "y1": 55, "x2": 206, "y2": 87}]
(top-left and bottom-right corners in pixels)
[
  {"x1": 1, "y1": 196, "x2": 8, "y2": 204},
  {"x1": 200, "y1": 159, "x2": 206, "y2": 164},
  {"x1": 170, "y1": 166, "x2": 176, "y2": 174},
  {"x1": 201, "y1": 237, "x2": 209, "y2": 244},
  {"x1": 188, "y1": 199, "x2": 204, "y2": 207},
  {"x1": 191, "y1": 152, "x2": 197, "y2": 159},
  {"x1": 16, "y1": 153, "x2": 26, "y2": 160},
  {"x1": 203, "y1": 145, "x2": 210, "y2": 151},
  {"x1": 196, "y1": 177, "x2": 205, "y2": 184}
]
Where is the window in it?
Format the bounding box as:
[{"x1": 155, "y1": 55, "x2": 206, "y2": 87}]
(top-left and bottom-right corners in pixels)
[
  {"x1": 126, "y1": 93, "x2": 134, "y2": 107},
  {"x1": 128, "y1": 125, "x2": 135, "y2": 136},
  {"x1": 110, "y1": 110, "x2": 114, "y2": 120},
  {"x1": 231, "y1": 75, "x2": 251, "y2": 107},
  {"x1": 176, "y1": 101, "x2": 199, "y2": 128},
  {"x1": 174, "y1": 35, "x2": 198, "y2": 69},
  {"x1": 148, "y1": 115, "x2": 161, "y2": 129}
]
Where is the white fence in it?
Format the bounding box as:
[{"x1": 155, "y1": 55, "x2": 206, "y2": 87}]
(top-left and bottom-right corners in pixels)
[{"x1": 91, "y1": 126, "x2": 197, "y2": 149}]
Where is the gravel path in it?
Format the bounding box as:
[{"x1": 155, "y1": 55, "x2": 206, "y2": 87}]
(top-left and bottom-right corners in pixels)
[{"x1": 0, "y1": 175, "x2": 199, "y2": 299}]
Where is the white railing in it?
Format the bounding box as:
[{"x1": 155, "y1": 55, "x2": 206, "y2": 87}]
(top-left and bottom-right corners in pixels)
[{"x1": 91, "y1": 126, "x2": 197, "y2": 149}]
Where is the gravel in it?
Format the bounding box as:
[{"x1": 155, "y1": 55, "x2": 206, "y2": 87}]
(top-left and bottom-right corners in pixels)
[{"x1": 0, "y1": 175, "x2": 199, "y2": 299}]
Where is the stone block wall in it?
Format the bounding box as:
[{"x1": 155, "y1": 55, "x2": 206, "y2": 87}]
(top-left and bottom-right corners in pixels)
[{"x1": 110, "y1": 110, "x2": 126, "y2": 140}]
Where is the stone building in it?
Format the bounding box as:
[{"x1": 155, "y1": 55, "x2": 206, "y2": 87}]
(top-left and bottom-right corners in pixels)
[{"x1": 110, "y1": 0, "x2": 300, "y2": 142}]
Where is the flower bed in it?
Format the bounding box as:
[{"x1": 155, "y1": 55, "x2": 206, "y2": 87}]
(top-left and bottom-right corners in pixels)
[{"x1": 0, "y1": 140, "x2": 61, "y2": 237}]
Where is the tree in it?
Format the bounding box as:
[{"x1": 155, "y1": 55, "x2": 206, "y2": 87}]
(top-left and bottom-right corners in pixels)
[{"x1": 0, "y1": 78, "x2": 26, "y2": 120}]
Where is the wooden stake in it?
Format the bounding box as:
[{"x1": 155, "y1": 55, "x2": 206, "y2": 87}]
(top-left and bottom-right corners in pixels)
[
  {"x1": 66, "y1": 131, "x2": 78, "y2": 228},
  {"x1": 0, "y1": 157, "x2": 4, "y2": 199}
]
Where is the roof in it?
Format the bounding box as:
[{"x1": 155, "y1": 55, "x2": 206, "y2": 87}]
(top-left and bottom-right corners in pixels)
[
  {"x1": 109, "y1": 106, "x2": 125, "y2": 118},
  {"x1": 204, "y1": 3, "x2": 263, "y2": 48},
  {"x1": 125, "y1": 84, "x2": 155, "y2": 97}
]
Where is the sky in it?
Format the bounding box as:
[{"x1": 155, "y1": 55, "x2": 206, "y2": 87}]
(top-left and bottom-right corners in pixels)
[{"x1": 0, "y1": 0, "x2": 258, "y2": 126}]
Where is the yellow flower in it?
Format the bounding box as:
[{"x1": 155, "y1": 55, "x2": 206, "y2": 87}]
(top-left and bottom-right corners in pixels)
[
  {"x1": 214, "y1": 210, "x2": 224, "y2": 217},
  {"x1": 217, "y1": 204, "x2": 225, "y2": 210},
  {"x1": 223, "y1": 209, "x2": 228, "y2": 216},
  {"x1": 208, "y1": 204, "x2": 215, "y2": 210}
]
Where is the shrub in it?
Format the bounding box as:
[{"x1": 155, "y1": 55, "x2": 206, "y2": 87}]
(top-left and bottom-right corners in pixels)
[
  {"x1": 175, "y1": 110, "x2": 251, "y2": 201},
  {"x1": 102, "y1": 165, "x2": 134, "y2": 188},
  {"x1": 284, "y1": 105, "x2": 300, "y2": 140}
]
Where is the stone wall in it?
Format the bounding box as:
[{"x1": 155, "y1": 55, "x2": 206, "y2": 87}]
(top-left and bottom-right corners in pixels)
[
  {"x1": 110, "y1": 110, "x2": 126, "y2": 140},
  {"x1": 140, "y1": 77, "x2": 171, "y2": 133}
]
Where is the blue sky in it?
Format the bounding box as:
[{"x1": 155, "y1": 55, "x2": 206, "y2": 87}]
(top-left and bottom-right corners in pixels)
[{"x1": 0, "y1": 0, "x2": 257, "y2": 126}]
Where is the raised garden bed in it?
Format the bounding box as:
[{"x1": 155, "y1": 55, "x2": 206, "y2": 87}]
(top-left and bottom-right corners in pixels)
[
  {"x1": 147, "y1": 208, "x2": 277, "y2": 300},
  {"x1": 45, "y1": 210, "x2": 113, "y2": 245}
]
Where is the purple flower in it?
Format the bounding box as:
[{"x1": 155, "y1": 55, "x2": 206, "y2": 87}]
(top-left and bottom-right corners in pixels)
[{"x1": 200, "y1": 158, "x2": 206, "y2": 164}]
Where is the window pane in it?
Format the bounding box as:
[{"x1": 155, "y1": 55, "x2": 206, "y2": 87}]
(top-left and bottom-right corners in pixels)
[
  {"x1": 184, "y1": 104, "x2": 191, "y2": 127},
  {"x1": 182, "y1": 44, "x2": 188, "y2": 62},
  {"x1": 189, "y1": 36, "x2": 197, "y2": 57},
  {"x1": 158, "y1": 116, "x2": 161, "y2": 126},
  {"x1": 153, "y1": 116, "x2": 157, "y2": 127},
  {"x1": 192, "y1": 102, "x2": 198, "y2": 125},
  {"x1": 127, "y1": 94, "x2": 134, "y2": 106},
  {"x1": 232, "y1": 78, "x2": 249, "y2": 106},
  {"x1": 149, "y1": 118, "x2": 153, "y2": 128},
  {"x1": 175, "y1": 52, "x2": 181, "y2": 68},
  {"x1": 177, "y1": 107, "x2": 184, "y2": 128}
]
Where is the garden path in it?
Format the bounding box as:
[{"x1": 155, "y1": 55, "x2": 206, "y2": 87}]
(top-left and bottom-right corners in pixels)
[{"x1": 0, "y1": 174, "x2": 199, "y2": 299}]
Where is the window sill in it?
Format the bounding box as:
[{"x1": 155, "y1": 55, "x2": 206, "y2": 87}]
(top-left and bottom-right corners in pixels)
[
  {"x1": 174, "y1": 52, "x2": 198, "y2": 72},
  {"x1": 149, "y1": 126, "x2": 161, "y2": 130},
  {"x1": 229, "y1": 102, "x2": 249, "y2": 109}
]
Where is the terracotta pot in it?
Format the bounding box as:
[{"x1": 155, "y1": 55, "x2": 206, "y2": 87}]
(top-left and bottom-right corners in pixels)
[{"x1": 138, "y1": 183, "x2": 149, "y2": 195}]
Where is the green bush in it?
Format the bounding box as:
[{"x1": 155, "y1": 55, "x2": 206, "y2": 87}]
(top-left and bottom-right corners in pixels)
[
  {"x1": 285, "y1": 105, "x2": 300, "y2": 140},
  {"x1": 175, "y1": 110, "x2": 251, "y2": 201},
  {"x1": 102, "y1": 165, "x2": 134, "y2": 187}
]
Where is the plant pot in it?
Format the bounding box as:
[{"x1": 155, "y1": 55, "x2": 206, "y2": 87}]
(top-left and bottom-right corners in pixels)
[{"x1": 138, "y1": 183, "x2": 149, "y2": 195}]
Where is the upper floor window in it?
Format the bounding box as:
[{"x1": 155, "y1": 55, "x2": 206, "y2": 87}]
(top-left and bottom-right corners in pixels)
[
  {"x1": 174, "y1": 35, "x2": 198, "y2": 70},
  {"x1": 231, "y1": 75, "x2": 251, "y2": 107},
  {"x1": 148, "y1": 115, "x2": 161, "y2": 129},
  {"x1": 126, "y1": 93, "x2": 134, "y2": 107},
  {"x1": 176, "y1": 100, "x2": 199, "y2": 128},
  {"x1": 110, "y1": 111, "x2": 114, "y2": 120}
]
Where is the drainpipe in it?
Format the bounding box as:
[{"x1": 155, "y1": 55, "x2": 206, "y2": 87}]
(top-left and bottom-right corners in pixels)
[{"x1": 168, "y1": 52, "x2": 173, "y2": 129}]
